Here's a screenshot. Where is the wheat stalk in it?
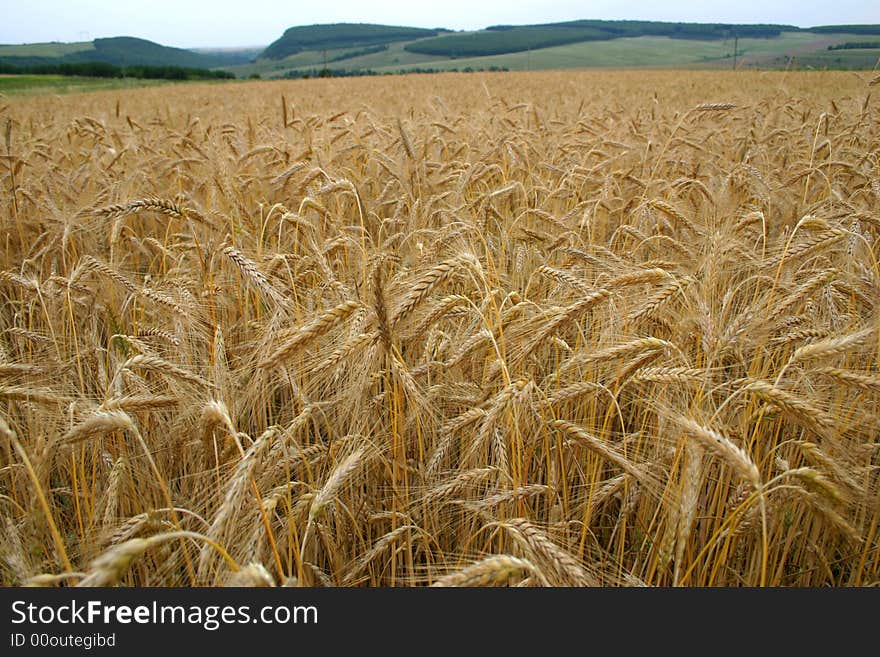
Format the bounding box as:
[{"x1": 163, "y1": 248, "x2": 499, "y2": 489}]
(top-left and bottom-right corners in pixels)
[
  {"x1": 432, "y1": 555, "x2": 541, "y2": 587},
  {"x1": 259, "y1": 300, "x2": 362, "y2": 369}
]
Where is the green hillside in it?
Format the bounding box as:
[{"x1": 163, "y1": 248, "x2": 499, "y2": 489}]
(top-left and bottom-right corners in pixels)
[
  {"x1": 261, "y1": 23, "x2": 443, "y2": 59},
  {"x1": 236, "y1": 30, "x2": 878, "y2": 78},
  {"x1": 3, "y1": 19, "x2": 880, "y2": 83},
  {"x1": 378, "y1": 32, "x2": 865, "y2": 71},
  {"x1": 0, "y1": 37, "x2": 250, "y2": 70},
  {"x1": 403, "y1": 26, "x2": 612, "y2": 57},
  {"x1": 74, "y1": 37, "x2": 225, "y2": 67},
  {"x1": 404, "y1": 20, "x2": 795, "y2": 57}
]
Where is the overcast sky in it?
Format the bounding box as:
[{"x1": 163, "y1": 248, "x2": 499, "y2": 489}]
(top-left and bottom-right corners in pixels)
[{"x1": 3, "y1": 1, "x2": 879, "y2": 49}]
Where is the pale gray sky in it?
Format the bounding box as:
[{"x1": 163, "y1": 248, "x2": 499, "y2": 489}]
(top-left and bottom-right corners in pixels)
[{"x1": 2, "y1": 0, "x2": 879, "y2": 49}]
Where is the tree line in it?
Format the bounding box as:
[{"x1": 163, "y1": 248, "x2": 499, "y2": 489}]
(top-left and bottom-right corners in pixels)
[{"x1": 0, "y1": 60, "x2": 235, "y2": 80}]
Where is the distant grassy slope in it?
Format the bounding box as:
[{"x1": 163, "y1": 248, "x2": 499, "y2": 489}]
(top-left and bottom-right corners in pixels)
[
  {"x1": 383, "y1": 37, "x2": 739, "y2": 72},
  {"x1": 401, "y1": 37, "x2": 737, "y2": 71},
  {"x1": 262, "y1": 23, "x2": 442, "y2": 59},
  {"x1": 232, "y1": 41, "x2": 442, "y2": 77},
  {"x1": 223, "y1": 48, "x2": 351, "y2": 78},
  {"x1": 311, "y1": 41, "x2": 443, "y2": 70},
  {"x1": 249, "y1": 31, "x2": 862, "y2": 76},
  {"x1": 0, "y1": 41, "x2": 94, "y2": 57},
  {"x1": 404, "y1": 19, "x2": 796, "y2": 57},
  {"x1": 765, "y1": 48, "x2": 880, "y2": 69}
]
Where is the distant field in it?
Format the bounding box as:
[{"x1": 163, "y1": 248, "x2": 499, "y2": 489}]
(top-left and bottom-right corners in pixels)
[
  {"x1": 0, "y1": 75, "x2": 214, "y2": 95},
  {"x1": 766, "y1": 48, "x2": 880, "y2": 69},
  {"x1": 0, "y1": 41, "x2": 94, "y2": 57},
  {"x1": 413, "y1": 31, "x2": 859, "y2": 71},
  {"x1": 223, "y1": 48, "x2": 351, "y2": 77},
  {"x1": 384, "y1": 36, "x2": 736, "y2": 71}
]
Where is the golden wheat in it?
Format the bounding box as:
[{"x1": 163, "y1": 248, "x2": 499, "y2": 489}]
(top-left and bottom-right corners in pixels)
[{"x1": 1, "y1": 71, "x2": 877, "y2": 587}]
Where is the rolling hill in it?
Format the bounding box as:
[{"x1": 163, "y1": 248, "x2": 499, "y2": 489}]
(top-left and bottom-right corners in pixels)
[
  {"x1": 0, "y1": 36, "x2": 257, "y2": 71},
  {"x1": 402, "y1": 20, "x2": 796, "y2": 57},
  {"x1": 261, "y1": 23, "x2": 445, "y2": 59},
  {"x1": 234, "y1": 20, "x2": 880, "y2": 77},
  {"x1": 2, "y1": 19, "x2": 879, "y2": 81}
]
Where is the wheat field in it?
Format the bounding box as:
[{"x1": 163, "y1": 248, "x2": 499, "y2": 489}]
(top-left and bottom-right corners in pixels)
[{"x1": 1, "y1": 70, "x2": 878, "y2": 587}]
